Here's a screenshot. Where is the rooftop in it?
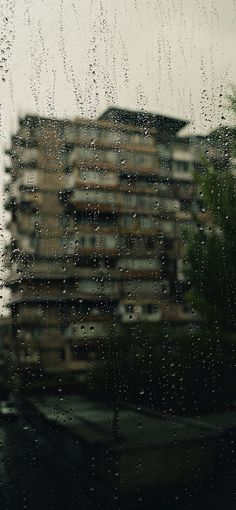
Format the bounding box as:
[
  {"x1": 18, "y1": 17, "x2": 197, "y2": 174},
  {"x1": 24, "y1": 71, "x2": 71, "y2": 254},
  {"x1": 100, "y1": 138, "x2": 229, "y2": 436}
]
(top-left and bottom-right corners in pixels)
[{"x1": 99, "y1": 107, "x2": 188, "y2": 135}]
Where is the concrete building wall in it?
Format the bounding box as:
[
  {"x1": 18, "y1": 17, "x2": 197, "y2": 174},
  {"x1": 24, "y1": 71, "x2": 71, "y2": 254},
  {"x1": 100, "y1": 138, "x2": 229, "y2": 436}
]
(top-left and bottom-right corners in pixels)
[{"x1": 5, "y1": 110, "x2": 205, "y2": 374}]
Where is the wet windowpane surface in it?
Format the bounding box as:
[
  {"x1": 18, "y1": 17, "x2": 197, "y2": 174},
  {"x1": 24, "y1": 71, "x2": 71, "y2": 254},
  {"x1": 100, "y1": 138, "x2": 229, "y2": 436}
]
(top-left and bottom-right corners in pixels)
[
  {"x1": 1, "y1": 407, "x2": 236, "y2": 510},
  {"x1": 0, "y1": 1, "x2": 236, "y2": 509}
]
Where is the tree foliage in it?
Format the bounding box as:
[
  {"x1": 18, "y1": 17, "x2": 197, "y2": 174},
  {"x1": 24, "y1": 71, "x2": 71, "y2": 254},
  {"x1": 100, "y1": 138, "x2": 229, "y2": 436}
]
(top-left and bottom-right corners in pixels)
[{"x1": 185, "y1": 110, "x2": 236, "y2": 330}]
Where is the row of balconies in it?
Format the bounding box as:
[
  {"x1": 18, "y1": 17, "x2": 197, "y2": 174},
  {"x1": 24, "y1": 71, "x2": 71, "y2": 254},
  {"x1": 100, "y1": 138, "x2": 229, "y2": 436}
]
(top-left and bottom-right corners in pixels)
[
  {"x1": 70, "y1": 159, "x2": 195, "y2": 182},
  {"x1": 5, "y1": 188, "x2": 184, "y2": 220},
  {"x1": 6, "y1": 262, "x2": 164, "y2": 284},
  {"x1": 7, "y1": 211, "x2": 181, "y2": 238},
  {"x1": 11, "y1": 289, "x2": 120, "y2": 303},
  {"x1": 10, "y1": 277, "x2": 171, "y2": 303},
  {"x1": 66, "y1": 178, "x2": 179, "y2": 197},
  {"x1": 14, "y1": 116, "x2": 197, "y2": 157},
  {"x1": 14, "y1": 242, "x2": 155, "y2": 260},
  {"x1": 35, "y1": 163, "x2": 195, "y2": 189},
  {"x1": 69, "y1": 180, "x2": 197, "y2": 205},
  {"x1": 68, "y1": 188, "x2": 181, "y2": 213},
  {"x1": 5, "y1": 172, "x2": 196, "y2": 216},
  {"x1": 71, "y1": 146, "x2": 194, "y2": 168},
  {"x1": 72, "y1": 169, "x2": 194, "y2": 193},
  {"x1": 14, "y1": 307, "x2": 113, "y2": 325},
  {"x1": 63, "y1": 321, "x2": 109, "y2": 339},
  {"x1": 12, "y1": 302, "x2": 196, "y2": 344},
  {"x1": 63, "y1": 123, "x2": 156, "y2": 148},
  {"x1": 7, "y1": 119, "x2": 196, "y2": 162},
  {"x1": 6, "y1": 210, "x2": 194, "y2": 240},
  {"x1": 5, "y1": 190, "x2": 64, "y2": 214},
  {"x1": 6, "y1": 236, "x2": 184, "y2": 264},
  {"x1": 119, "y1": 301, "x2": 195, "y2": 323},
  {"x1": 69, "y1": 145, "x2": 159, "y2": 168},
  {"x1": 11, "y1": 274, "x2": 170, "y2": 292}
]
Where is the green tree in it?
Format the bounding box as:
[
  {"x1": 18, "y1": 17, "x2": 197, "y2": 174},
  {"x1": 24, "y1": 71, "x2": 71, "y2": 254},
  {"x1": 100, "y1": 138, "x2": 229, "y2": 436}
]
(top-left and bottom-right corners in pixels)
[{"x1": 185, "y1": 95, "x2": 236, "y2": 331}]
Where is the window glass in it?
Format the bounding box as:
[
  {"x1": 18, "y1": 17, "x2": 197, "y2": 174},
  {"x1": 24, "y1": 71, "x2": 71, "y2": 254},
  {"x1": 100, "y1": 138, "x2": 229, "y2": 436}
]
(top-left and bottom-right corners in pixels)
[{"x1": 2, "y1": 3, "x2": 236, "y2": 509}]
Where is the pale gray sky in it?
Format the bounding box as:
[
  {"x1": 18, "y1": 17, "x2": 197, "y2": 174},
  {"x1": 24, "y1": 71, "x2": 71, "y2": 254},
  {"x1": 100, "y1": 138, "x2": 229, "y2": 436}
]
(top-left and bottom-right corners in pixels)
[
  {"x1": 0, "y1": 0, "x2": 236, "y2": 311},
  {"x1": 1, "y1": 0, "x2": 236, "y2": 133}
]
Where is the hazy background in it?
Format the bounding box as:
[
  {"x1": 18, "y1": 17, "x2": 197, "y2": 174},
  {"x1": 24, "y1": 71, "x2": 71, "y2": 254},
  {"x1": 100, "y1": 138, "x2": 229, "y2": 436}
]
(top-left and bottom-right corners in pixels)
[{"x1": 0, "y1": 0, "x2": 236, "y2": 311}]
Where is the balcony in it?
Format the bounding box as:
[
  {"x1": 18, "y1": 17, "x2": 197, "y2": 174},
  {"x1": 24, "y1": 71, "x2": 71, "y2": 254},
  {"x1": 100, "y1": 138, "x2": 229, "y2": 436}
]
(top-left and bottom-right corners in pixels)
[
  {"x1": 11, "y1": 136, "x2": 38, "y2": 148},
  {"x1": 16, "y1": 309, "x2": 45, "y2": 324},
  {"x1": 70, "y1": 168, "x2": 118, "y2": 189},
  {"x1": 70, "y1": 145, "x2": 158, "y2": 166},
  {"x1": 161, "y1": 198, "x2": 180, "y2": 213},
  {"x1": 120, "y1": 280, "x2": 162, "y2": 299},
  {"x1": 172, "y1": 149, "x2": 195, "y2": 162},
  {"x1": 4, "y1": 182, "x2": 11, "y2": 194},
  {"x1": 119, "y1": 302, "x2": 162, "y2": 323},
  {"x1": 10, "y1": 261, "x2": 119, "y2": 280},
  {"x1": 17, "y1": 237, "x2": 36, "y2": 255},
  {"x1": 120, "y1": 194, "x2": 155, "y2": 214},
  {"x1": 64, "y1": 232, "x2": 119, "y2": 257},
  {"x1": 5, "y1": 191, "x2": 40, "y2": 212},
  {"x1": 176, "y1": 211, "x2": 192, "y2": 221},
  {"x1": 19, "y1": 170, "x2": 38, "y2": 189},
  {"x1": 71, "y1": 159, "x2": 162, "y2": 178},
  {"x1": 19, "y1": 351, "x2": 40, "y2": 365},
  {"x1": 10, "y1": 291, "x2": 79, "y2": 304},
  {"x1": 78, "y1": 281, "x2": 120, "y2": 301},
  {"x1": 176, "y1": 186, "x2": 195, "y2": 200},
  {"x1": 69, "y1": 189, "x2": 118, "y2": 213},
  {"x1": 117, "y1": 258, "x2": 160, "y2": 278},
  {"x1": 11, "y1": 285, "x2": 120, "y2": 304},
  {"x1": 4, "y1": 196, "x2": 17, "y2": 211},
  {"x1": 172, "y1": 172, "x2": 193, "y2": 182},
  {"x1": 64, "y1": 322, "x2": 109, "y2": 340},
  {"x1": 20, "y1": 190, "x2": 40, "y2": 203},
  {"x1": 70, "y1": 188, "x2": 169, "y2": 216},
  {"x1": 65, "y1": 126, "x2": 156, "y2": 149},
  {"x1": 163, "y1": 303, "x2": 197, "y2": 322}
]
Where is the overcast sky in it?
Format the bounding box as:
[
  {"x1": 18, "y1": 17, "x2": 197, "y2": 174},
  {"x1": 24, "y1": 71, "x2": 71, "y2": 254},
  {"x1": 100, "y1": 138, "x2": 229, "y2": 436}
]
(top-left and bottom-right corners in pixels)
[
  {"x1": 1, "y1": 0, "x2": 236, "y2": 134},
  {"x1": 0, "y1": 0, "x2": 236, "y2": 310}
]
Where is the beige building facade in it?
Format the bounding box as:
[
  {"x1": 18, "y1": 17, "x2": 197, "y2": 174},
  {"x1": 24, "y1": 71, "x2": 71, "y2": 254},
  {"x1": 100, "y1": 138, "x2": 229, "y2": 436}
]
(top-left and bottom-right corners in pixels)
[{"x1": 5, "y1": 108, "x2": 202, "y2": 374}]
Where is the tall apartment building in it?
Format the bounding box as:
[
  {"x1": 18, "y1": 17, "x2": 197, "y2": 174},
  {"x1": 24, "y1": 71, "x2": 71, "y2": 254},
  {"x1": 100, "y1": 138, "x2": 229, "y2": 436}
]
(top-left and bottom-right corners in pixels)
[{"x1": 4, "y1": 107, "x2": 202, "y2": 375}]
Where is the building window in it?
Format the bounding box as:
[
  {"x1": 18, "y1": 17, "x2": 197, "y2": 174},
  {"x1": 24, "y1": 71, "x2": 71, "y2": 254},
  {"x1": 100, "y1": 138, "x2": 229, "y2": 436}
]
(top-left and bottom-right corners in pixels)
[
  {"x1": 90, "y1": 236, "x2": 96, "y2": 247},
  {"x1": 144, "y1": 237, "x2": 155, "y2": 249},
  {"x1": 139, "y1": 216, "x2": 153, "y2": 229},
  {"x1": 142, "y1": 304, "x2": 159, "y2": 314},
  {"x1": 59, "y1": 349, "x2": 66, "y2": 362},
  {"x1": 72, "y1": 345, "x2": 89, "y2": 361},
  {"x1": 120, "y1": 215, "x2": 133, "y2": 228},
  {"x1": 125, "y1": 237, "x2": 135, "y2": 248}
]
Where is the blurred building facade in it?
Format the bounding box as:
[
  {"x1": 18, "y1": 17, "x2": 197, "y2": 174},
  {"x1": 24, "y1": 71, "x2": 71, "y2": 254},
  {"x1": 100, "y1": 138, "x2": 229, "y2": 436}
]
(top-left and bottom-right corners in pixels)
[
  {"x1": 0, "y1": 316, "x2": 12, "y2": 394},
  {"x1": 5, "y1": 108, "x2": 210, "y2": 374}
]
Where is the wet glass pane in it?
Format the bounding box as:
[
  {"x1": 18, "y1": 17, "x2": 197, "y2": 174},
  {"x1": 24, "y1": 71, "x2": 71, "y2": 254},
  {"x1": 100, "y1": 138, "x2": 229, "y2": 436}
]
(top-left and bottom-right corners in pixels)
[{"x1": 0, "y1": 1, "x2": 236, "y2": 509}]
